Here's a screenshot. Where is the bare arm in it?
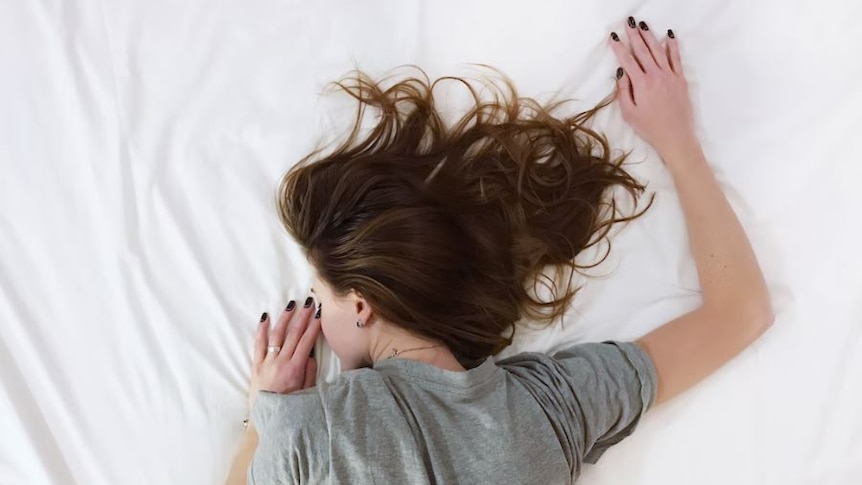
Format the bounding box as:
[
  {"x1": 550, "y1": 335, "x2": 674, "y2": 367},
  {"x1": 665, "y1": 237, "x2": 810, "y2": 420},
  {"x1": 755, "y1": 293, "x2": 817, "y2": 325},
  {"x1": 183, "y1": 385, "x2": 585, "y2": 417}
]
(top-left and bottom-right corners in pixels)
[
  {"x1": 225, "y1": 426, "x2": 258, "y2": 485},
  {"x1": 637, "y1": 141, "x2": 773, "y2": 404},
  {"x1": 610, "y1": 18, "x2": 773, "y2": 405}
]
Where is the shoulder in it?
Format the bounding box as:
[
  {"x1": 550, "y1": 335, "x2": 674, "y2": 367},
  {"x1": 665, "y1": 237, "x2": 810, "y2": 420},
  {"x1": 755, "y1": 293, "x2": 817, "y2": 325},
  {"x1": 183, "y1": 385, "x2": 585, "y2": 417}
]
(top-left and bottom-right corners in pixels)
[
  {"x1": 497, "y1": 341, "x2": 655, "y2": 388},
  {"x1": 248, "y1": 368, "x2": 400, "y2": 483},
  {"x1": 494, "y1": 341, "x2": 657, "y2": 467},
  {"x1": 494, "y1": 341, "x2": 658, "y2": 431},
  {"x1": 251, "y1": 367, "x2": 386, "y2": 432},
  {"x1": 248, "y1": 373, "x2": 371, "y2": 484},
  {"x1": 251, "y1": 387, "x2": 327, "y2": 442}
]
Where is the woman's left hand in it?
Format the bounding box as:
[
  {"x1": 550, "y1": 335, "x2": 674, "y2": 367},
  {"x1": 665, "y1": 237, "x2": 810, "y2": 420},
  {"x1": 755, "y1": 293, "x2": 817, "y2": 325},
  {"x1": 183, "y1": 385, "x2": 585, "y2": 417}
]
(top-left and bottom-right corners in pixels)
[{"x1": 248, "y1": 299, "x2": 321, "y2": 411}]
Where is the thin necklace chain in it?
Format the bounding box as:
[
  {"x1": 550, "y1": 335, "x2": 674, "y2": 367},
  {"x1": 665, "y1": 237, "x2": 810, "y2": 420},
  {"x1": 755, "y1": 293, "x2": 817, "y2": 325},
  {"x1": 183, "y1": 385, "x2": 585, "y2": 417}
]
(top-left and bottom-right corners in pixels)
[{"x1": 387, "y1": 344, "x2": 444, "y2": 359}]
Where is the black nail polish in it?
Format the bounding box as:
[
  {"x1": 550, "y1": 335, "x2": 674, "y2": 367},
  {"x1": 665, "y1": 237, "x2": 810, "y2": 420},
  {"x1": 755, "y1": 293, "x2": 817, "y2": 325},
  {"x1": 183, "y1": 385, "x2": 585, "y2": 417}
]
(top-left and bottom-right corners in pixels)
[
  {"x1": 668, "y1": 29, "x2": 675, "y2": 39},
  {"x1": 314, "y1": 305, "x2": 321, "y2": 319},
  {"x1": 260, "y1": 312, "x2": 267, "y2": 322},
  {"x1": 639, "y1": 21, "x2": 649, "y2": 31},
  {"x1": 610, "y1": 32, "x2": 620, "y2": 42},
  {"x1": 285, "y1": 300, "x2": 296, "y2": 311},
  {"x1": 628, "y1": 16, "x2": 636, "y2": 28},
  {"x1": 304, "y1": 296, "x2": 313, "y2": 308},
  {"x1": 616, "y1": 67, "x2": 623, "y2": 80}
]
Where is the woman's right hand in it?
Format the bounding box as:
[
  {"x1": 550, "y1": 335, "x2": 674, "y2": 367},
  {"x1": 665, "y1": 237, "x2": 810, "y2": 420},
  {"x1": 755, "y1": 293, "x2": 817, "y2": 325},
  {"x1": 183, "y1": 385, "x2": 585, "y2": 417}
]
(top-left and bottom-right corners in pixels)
[
  {"x1": 248, "y1": 299, "x2": 320, "y2": 412},
  {"x1": 609, "y1": 18, "x2": 698, "y2": 164}
]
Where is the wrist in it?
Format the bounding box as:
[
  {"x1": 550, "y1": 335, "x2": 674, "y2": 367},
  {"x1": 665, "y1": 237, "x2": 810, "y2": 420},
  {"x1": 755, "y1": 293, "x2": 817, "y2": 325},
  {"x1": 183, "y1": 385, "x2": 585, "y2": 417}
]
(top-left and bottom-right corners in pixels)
[{"x1": 659, "y1": 137, "x2": 705, "y2": 175}]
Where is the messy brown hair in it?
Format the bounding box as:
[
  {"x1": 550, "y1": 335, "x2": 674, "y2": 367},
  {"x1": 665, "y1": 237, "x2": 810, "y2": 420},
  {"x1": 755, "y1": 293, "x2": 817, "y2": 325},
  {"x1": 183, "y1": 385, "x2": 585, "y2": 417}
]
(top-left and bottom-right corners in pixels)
[{"x1": 277, "y1": 65, "x2": 654, "y2": 366}]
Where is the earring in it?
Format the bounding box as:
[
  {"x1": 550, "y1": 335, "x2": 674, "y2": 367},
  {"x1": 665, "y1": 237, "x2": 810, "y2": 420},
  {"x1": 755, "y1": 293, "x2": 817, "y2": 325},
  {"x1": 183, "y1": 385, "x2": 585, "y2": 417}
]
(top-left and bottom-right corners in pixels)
[{"x1": 356, "y1": 319, "x2": 364, "y2": 328}]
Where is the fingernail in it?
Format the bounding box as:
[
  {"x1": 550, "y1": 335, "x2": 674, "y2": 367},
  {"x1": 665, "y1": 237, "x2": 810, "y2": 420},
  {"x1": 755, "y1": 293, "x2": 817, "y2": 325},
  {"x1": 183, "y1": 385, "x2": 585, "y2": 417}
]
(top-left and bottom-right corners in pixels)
[
  {"x1": 304, "y1": 296, "x2": 313, "y2": 308},
  {"x1": 314, "y1": 305, "x2": 321, "y2": 319},
  {"x1": 260, "y1": 312, "x2": 267, "y2": 322},
  {"x1": 285, "y1": 300, "x2": 296, "y2": 311},
  {"x1": 639, "y1": 21, "x2": 649, "y2": 31},
  {"x1": 667, "y1": 29, "x2": 675, "y2": 39},
  {"x1": 610, "y1": 32, "x2": 620, "y2": 42},
  {"x1": 616, "y1": 67, "x2": 623, "y2": 79},
  {"x1": 627, "y1": 16, "x2": 636, "y2": 28}
]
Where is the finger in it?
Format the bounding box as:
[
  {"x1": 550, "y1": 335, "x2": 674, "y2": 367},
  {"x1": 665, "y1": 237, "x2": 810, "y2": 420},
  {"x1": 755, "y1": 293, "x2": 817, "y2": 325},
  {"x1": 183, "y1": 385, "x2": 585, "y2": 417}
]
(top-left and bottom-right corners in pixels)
[
  {"x1": 666, "y1": 33, "x2": 683, "y2": 76},
  {"x1": 253, "y1": 313, "x2": 270, "y2": 365},
  {"x1": 609, "y1": 34, "x2": 644, "y2": 86},
  {"x1": 292, "y1": 315, "x2": 321, "y2": 365},
  {"x1": 266, "y1": 307, "x2": 292, "y2": 359},
  {"x1": 636, "y1": 21, "x2": 669, "y2": 71},
  {"x1": 624, "y1": 21, "x2": 658, "y2": 73},
  {"x1": 303, "y1": 357, "x2": 317, "y2": 388},
  {"x1": 616, "y1": 68, "x2": 637, "y2": 110},
  {"x1": 278, "y1": 297, "x2": 316, "y2": 360}
]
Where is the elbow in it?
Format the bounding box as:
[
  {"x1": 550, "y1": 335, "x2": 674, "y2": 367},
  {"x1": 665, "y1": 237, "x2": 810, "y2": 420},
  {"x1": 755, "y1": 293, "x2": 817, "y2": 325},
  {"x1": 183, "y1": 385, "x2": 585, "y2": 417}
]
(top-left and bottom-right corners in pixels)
[
  {"x1": 756, "y1": 297, "x2": 776, "y2": 329},
  {"x1": 710, "y1": 298, "x2": 775, "y2": 341},
  {"x1": 761, "y1": 307, "x2": 776, "y2": 331},
  {"x1": 745, "y1": 299, "x2": 775, "y2": 339},
  {"x1": 708, "y1": 296, "x2": 775, "y2": 327},
  {"x1": 762, "y1": 305, "x2": 776, "y2": 328}
]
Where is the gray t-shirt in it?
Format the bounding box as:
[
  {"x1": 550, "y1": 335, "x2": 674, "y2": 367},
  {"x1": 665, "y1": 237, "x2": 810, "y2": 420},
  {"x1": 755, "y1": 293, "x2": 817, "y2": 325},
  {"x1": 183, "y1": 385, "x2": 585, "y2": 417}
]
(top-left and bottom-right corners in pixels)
[{"x1": 248, "y1": 340, "x2": 657, "y2": 484}]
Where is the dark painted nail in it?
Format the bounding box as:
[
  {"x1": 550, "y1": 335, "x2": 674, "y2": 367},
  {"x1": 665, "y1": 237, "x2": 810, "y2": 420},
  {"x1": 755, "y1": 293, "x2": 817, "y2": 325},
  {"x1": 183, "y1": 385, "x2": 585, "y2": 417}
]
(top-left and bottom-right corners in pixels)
[
  {"x1": 639, "y1": 21, "x2": 649, "y2": 31},
  {"x1": 668, "y1": 29, "x2": 675, "y2": 39},
  {"x1": 616, "y1": 67, "x2": 623, "y2": 80},
  {"x1": 628, "y1": 16, "x2": 637, "y2": 28},
  {"x1": 610, "y1": 32, "x2": 620, "y2": 42},
  {"x1": 314, "y1": 305, "x2": 321, "y2": 319},
  {"x1": 304, "y1": 296, "x2": 313, "y2": 308},
  {"x1": 285, "y1": 300, "x2": 296, "y2": 311},
  {"x1": 260, "y1": 312, "x2": 267, "y2": 322}
]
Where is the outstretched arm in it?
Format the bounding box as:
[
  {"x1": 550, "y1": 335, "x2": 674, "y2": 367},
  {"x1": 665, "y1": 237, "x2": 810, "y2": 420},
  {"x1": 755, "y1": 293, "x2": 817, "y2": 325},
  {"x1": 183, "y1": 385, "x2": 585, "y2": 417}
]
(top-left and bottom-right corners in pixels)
[
  {"x1": 637, "y1": 141, "x2": 773, "y2": 405},
  {"x1": 610, "y1": 18, "x2": 774, "y2": 405}
]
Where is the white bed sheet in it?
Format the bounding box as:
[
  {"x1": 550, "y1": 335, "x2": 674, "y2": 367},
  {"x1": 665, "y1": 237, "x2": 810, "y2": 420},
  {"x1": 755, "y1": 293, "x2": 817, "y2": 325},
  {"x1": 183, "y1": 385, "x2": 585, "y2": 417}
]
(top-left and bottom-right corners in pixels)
[{"x1": 1, "y1": 0, "x2": 860, "y2": 484}]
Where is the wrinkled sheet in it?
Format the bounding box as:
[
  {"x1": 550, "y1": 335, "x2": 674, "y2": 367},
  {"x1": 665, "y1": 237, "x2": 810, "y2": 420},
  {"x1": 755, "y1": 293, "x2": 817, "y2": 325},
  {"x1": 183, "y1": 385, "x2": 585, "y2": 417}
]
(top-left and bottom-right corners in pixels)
[{"x1": 1, "y1": 0, "x2": 860, "y2": 484}]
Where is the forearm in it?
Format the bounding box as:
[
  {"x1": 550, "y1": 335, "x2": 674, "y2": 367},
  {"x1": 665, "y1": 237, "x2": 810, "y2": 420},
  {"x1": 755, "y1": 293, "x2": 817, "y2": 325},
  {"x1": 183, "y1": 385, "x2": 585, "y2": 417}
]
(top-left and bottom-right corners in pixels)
[
  {"x1": 224, "y1": 426, "x2": 259, "y2": 485},
  {"x1": 662, "y1": 141, "x2": 772, "y2": 318}
]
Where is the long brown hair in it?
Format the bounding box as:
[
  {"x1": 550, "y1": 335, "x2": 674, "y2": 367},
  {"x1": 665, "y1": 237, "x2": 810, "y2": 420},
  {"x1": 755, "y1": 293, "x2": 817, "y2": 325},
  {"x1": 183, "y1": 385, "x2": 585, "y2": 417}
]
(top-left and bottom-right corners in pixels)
[{"x1": 276, "y1": 65, "x2": 654, "y2": 366}]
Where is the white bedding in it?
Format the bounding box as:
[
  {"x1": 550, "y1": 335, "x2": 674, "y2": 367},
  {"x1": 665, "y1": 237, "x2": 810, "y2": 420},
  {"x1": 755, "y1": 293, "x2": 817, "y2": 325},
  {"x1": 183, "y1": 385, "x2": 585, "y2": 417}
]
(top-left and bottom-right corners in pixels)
[{"x1": 1, "y1": 0, "x2": 860, "y2": 484}]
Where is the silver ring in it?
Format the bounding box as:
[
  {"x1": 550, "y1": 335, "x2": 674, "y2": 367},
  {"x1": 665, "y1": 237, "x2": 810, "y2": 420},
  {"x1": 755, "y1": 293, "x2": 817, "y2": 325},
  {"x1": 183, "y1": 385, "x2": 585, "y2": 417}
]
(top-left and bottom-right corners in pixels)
[{"x1": 267, "y1": 345, "x2": 281, "y2": 354}]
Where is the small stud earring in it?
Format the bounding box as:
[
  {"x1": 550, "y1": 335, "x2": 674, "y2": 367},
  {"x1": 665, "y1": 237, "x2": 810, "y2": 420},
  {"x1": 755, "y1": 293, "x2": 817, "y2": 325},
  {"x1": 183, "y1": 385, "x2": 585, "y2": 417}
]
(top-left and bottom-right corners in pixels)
[{"x1": 356, "y1": 319, "x2": 364, "y2": 328}]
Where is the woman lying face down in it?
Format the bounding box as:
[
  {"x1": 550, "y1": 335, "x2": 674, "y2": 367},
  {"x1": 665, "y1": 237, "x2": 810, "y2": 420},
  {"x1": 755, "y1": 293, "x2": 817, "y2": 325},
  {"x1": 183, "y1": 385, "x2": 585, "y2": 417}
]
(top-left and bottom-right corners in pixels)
[{"x1": 226, "y1": 17, "x2": 774, "y2": 484}]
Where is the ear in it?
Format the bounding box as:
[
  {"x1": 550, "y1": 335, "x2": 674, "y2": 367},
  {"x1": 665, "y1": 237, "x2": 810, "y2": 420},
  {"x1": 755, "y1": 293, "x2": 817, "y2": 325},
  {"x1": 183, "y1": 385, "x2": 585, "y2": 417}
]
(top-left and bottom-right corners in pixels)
[{"x1": 350, "y1": 290, "x2": 376, "y2": 325}]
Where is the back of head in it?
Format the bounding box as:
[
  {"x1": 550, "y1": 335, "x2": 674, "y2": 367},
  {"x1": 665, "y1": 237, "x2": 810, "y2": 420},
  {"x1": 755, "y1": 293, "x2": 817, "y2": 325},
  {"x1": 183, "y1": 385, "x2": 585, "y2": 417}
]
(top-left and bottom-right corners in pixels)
[{"x1": 277, "y1": 65, "x2": 653, "y2": 367}]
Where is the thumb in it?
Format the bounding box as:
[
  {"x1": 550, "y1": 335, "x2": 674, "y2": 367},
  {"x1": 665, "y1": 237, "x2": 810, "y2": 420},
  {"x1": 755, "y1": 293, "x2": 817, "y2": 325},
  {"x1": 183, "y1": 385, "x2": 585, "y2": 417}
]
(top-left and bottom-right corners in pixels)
[{"x1": 303, "y1": 357, "x2": 317, "y2": 388}]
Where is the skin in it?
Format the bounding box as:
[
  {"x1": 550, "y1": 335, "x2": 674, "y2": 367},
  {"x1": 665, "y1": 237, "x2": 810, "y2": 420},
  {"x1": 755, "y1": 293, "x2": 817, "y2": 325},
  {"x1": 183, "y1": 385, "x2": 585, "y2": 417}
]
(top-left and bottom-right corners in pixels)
[
  {"x1": 226, "y1": 17, "x2": 774, "y2": 484},
  {"x1": 224, "y1": 301, "x2": 319, "y2": 485},
  {"x1": 225, "y1": 282, "x2": 464, "y2": 485},
  {"x1": 609, "y1": 19, "x2": 773, "y2": 405},
  {"x1": 309, "y1": 273, "x2": 466, "y2": 373}
]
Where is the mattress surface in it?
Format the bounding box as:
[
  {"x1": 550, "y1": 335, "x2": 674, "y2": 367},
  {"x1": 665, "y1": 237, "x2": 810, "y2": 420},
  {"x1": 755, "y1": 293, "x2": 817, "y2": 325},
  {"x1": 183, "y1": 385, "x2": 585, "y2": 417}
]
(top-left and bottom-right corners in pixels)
[{"x1": 1, "y1": 1, "x2": 860, "y2": 484}]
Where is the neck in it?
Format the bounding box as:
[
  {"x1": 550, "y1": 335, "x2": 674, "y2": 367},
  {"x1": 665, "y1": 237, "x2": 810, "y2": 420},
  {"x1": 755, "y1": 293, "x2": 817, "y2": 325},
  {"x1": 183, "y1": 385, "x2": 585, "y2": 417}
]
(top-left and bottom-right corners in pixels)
[{"x1": 368, "y1": 326, "x2": 465, "y2": 372}]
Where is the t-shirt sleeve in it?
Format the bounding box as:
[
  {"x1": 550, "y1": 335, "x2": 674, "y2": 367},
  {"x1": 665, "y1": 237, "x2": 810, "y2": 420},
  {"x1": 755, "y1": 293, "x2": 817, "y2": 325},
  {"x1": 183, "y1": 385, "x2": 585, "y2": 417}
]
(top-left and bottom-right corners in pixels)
[
  {"x1": 499, "y1": 340, "x2": 657, "y2": 469},
  {"x1": 246, "y1": 389, "x2": 330, "y2": 484},
  {"x1": 552, "y1": 341, "x2": 657, "y2": 463}
]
